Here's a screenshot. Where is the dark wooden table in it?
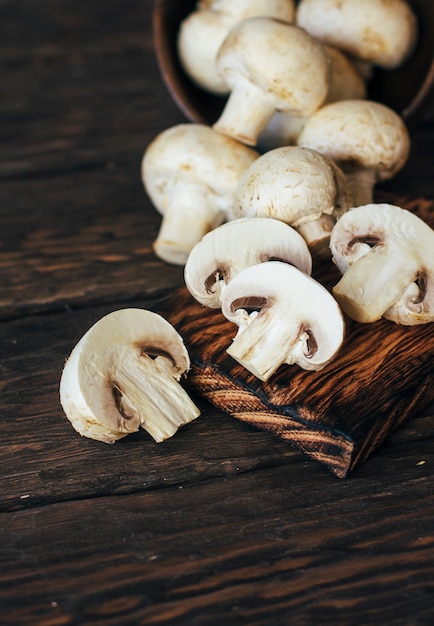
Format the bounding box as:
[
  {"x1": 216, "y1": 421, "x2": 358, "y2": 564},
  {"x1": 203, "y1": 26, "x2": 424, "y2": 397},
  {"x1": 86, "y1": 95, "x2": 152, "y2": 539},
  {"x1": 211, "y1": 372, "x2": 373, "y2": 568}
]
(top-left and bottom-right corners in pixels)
[{"x1": 1, "y1": 2, "x2": 433, "y2": 624}]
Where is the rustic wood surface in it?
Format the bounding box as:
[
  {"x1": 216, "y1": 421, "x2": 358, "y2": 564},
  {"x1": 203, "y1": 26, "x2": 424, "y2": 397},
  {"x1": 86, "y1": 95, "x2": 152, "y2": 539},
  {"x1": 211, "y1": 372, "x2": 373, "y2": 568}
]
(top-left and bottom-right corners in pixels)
[{"x1": 1, "y1": 1, "x2": 433, "y2": 624}]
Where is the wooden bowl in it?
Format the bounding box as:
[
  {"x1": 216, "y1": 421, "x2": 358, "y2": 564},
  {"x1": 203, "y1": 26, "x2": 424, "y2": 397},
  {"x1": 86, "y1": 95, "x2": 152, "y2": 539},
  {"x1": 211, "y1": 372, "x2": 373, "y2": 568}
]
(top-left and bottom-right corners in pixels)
[{"x1": 153, "y1": 0, "x2": 434, "y2": 128}]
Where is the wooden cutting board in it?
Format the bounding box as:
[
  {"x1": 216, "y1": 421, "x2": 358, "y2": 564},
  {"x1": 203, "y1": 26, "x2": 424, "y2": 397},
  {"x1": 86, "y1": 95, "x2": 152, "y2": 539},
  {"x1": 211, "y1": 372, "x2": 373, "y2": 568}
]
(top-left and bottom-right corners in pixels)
[{"x1": 155, "y1": 196, "x2": 434, "y2": 478}]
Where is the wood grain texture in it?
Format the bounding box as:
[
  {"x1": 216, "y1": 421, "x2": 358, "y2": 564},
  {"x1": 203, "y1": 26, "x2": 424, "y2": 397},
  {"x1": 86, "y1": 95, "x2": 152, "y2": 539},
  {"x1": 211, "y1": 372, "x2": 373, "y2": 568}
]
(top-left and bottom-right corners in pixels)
[{"x1": 157, "y1": 197, "x2": 434, "y2": 478}]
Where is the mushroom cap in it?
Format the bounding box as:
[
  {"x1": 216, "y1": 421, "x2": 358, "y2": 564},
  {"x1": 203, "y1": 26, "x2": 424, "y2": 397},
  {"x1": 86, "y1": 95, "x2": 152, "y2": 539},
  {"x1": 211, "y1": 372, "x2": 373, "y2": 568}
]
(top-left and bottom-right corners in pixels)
[
  {"x1": 178, "y1": 2, "x2": 296, "y2": 95},
  {"x1": 296, "y1": 0, "x2": 418, "y2": 69},
  {"x1": 59, "y1": 309, "x2": 192, "y2": 443},
  {"x1": 298, "y1": 100, "x2": 410, "y2": 181},
  {"x1": 232, "y1": 146, "x2": 351, "y2": 225},
  {"x1": 199, "y1": 0, "x2": 295, "y2": 22},
  {"x1": 330, "y1": 203, "x2": 434, "y2": 324},
  {"x1": 216, "y1": 17, "x2": 329, "y2": 115},
  {"x1": 184, "y1": 217, "x2": 312, "y2": 308},
  {"x1": 323, "y1": 45, "x2": 367, "y2": 103},
  {"x1": 221, "y1": 261, "x2": 345, "y2": 378},
  {"x1": 142, "y1": 124, "x2": 259, "y2": 217}
]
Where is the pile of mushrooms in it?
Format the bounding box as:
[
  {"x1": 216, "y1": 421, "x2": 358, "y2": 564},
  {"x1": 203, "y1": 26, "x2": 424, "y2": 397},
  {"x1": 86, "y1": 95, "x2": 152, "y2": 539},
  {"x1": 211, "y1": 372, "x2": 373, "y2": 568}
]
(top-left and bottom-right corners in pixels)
[{"x1": 60, "y1": 0, "x2": 434, "y2": 444}]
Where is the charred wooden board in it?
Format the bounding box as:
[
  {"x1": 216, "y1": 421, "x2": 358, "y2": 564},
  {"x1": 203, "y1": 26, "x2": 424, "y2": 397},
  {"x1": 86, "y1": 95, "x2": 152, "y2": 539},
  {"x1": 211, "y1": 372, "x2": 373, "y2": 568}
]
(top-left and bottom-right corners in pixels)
[{"x1": 156, "y1": 197, "x2": 434, "y2": 478}]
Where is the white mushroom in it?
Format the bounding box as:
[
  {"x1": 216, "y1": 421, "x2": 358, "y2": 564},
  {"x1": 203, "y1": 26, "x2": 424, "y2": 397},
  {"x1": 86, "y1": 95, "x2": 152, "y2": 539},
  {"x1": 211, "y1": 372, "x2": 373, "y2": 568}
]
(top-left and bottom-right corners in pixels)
[
  {"x1": 59, "y1": 309, "x2": 200, "y2": 444},
  {"x1": 232, "y1": 146, "x2": 352, "y2": 253},
  {"x1": 296, "y1": 0, "x2": 418, "y2": 78},
  {"x1": 212, "y1": 17, "x2": 329, "y2": 146},
  {"x1": 259, "y1": 44, "x2": 367, "y2": 150},
  {"x1": 330, "y1": 203, "x2": 434, "y2": 325},
  {"x1": 141, "y1": 123, "x2": 259, "y2": 265},
  {"x1": 221, "y1": 261, "x2": 345, "y2": 381},
  {"x1": 177, "y1": 0, "x2": 295, "y2": 95},
  {"x1": 297, "y1": 99, "x2": 410, "y2": 207},
  {"x1": 184, "y1": 217, "x2": 312, "y2": 308}
]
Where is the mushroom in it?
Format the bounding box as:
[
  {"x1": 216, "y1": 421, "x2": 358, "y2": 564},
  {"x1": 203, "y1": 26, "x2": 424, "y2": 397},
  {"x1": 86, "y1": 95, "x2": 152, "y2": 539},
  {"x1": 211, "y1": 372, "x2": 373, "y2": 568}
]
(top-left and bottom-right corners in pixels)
[
  {"x1": 221, "y1": 261, "x2": 345, "y2": 381},
  {"x1": 184, "y1": 217, "x2": 312, "y2": 308},
  {"x1": 59, "y1": 309, "x2": 200, "y2": 444},
  {"x1": 177, "y1": 0, "x2": 295, "y2": 95},
  {"x1": 296, "y1": 0, "x2": 418, "y2": 78},
  {"x1": 259, "y1": 44, "x2": 367, "y2": 150},
  {"x1": 141, "y1": 123, "x2": 259, "y2": 265},
  {"x1": 212, "y1": 17, "x2": 329, "y2": 146},
  {"x1": 330, "y1": 203, "x2": 434, "y2": 325},
  {"x1": 231, "y1": 146, "x2": 352, "y2": 254},
  {"x1": 297, "y1": 99, "x2": 410, "y2": 207}
]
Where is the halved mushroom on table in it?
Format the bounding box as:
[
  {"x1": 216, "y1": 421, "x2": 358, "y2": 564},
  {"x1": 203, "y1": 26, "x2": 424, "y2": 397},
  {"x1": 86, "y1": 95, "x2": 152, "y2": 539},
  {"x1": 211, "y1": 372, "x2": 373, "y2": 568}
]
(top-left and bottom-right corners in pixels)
[
  {"x1": 184, "y1": 217, "x2": 312, "y2": 308},
  {"x1": 330, "y1": 203, "x2": 434, "y2": 325},
  {"x1": 60, "y1": 309, "x2": 200, "y2": 444},
  {"x1": 221, "y1": 261, "x2": 345, "y2": 381}
]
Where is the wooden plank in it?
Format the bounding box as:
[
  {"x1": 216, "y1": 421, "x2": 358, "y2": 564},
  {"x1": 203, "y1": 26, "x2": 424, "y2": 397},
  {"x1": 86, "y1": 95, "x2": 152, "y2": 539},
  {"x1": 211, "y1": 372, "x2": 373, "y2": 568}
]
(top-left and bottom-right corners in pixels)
[{"x1": 156, "y1": 197, "x2": 434, "y2": 478}]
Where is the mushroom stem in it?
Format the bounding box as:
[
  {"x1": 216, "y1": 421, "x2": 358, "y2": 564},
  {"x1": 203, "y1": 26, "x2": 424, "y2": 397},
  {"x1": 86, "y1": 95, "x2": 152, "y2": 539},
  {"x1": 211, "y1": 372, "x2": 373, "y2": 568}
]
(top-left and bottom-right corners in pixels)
[
  {"x1": 112, "y1": 346, "x2": 200, "y2": 443},
  {"x1": 343, "y1": 168, "x2": 376, "y2": 206},
  {"x1": 213, "y1": 78, "x2": 276, "y2": 145},
  {"x1": 154, "y1": 187, "x2": 227, "y2": 265},
  {"x1": 333, "y1": 247, "x2": 419, "y2": 323},
  {"x1": 227, "y1": 311, "x2": 302, "y2": 381},
  {"x1": 296, "y1": 214, "x2": 336, "y2": 253}
]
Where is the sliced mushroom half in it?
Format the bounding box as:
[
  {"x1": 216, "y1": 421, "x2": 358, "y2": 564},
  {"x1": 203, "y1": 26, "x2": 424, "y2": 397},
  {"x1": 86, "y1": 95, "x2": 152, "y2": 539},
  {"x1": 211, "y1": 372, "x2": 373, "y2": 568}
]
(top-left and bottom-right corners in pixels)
[
  {"x1": 184, "y1": 217, "x2": 312, "y2": 308},
  {"x1": 221, "y1": 261, "x2": 345, "y2": 381},
  {"x1": 60, "y1": 309, "x2": 200, "y2": 444},
  {"x1": 330, "y1": 203, "x2": 434, "y2": 325}
]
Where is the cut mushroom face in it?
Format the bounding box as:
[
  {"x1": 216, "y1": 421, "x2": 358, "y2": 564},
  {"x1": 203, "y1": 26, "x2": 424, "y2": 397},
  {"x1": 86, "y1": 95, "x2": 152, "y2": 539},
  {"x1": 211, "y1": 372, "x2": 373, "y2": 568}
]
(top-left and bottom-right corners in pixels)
[
  {"x1": 184, "y1": 217, "x2": 312, "y2": 308},
  {"x1": 232, "y1": 146, "x2": 352, "y2": 252},
  {"x1": 296, "y1": 0, "x2": 418, "y2": 75},
  {"x1": 213, "y1": 17, "x2": 329, "y2": 146},
  {"x1": 297, "y1": 100, "x2": 410, "y2": 207},
  {"x1": 221, "y1": 261, "x2": 345, "y2": 381},
  {"x1": 141, "y1": 123, "x2": 259, "y2": 265},
  {"x1": 59, "y1": 309, "x2": 200, "y2": 444},
  {"x1": 330, "y1": 203, "x2": 434, "y2": 325}
]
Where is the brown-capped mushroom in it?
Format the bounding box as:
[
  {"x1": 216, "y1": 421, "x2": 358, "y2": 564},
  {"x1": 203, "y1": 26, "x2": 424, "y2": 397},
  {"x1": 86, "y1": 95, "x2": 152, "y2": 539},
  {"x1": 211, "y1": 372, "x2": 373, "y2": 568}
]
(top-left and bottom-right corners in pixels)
[
  {"x1": 231, "y1": 146, "x2": 352, "y2": 254},
  {"x1": 212, "y1": 17, "x2": 329, "y2": 146},
  {"x1": 141, "y1": 123, "x2": 259, "y2": 265},
  {"x1": 184, "y1": 217, "x2": 312, "y2": 308},
  {"x1": 297, "y1": 100, "x2": 410, "y2": 206},
  {"x1": 330, "y1": 203, "x2": 434, "y2": 325},
  {"x1": 221, "y1": 261, "x2": 345, "y2": 381},
  {"x1": 59, "y1": 309, "x2": 200, "y2": 443}
]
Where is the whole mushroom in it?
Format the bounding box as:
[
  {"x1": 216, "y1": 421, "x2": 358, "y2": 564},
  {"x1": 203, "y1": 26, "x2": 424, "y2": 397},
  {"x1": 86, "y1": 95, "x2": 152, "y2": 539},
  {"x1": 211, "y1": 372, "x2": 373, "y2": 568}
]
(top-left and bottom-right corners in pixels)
[
  {"x1": 296, "y1": 0, "x2": 418, "y2": 78},
  {"x1": 297, "y1": 99, "x2": 410, "y2": 207},
  {"x1": 259, "y1": 44, "x2": 367, "y2": 150},
  {"x1": 177, "y1": 0, "x2": 295, "y2": 95},
  {"x1": 231, "y1": 146, "x2": 352, "y2": 254},
  {"x1": 221, "y1": 261, "x2": 345, "y2": 381},
  {"x1": 184, "y1": 217, "x2": 312, "y2": 308},
  {"x1": 212, "y1": 17, "x2": 329, "y2": 146},
  {"x1": 330, "y1": 203, "x2": 434, "y2": 325},
  {"x1": 141, "y1": 123, "x2": 259, "y2": 265},
  {"x1": 59, "y1": 309, "x2": 200, "y2": 444}
]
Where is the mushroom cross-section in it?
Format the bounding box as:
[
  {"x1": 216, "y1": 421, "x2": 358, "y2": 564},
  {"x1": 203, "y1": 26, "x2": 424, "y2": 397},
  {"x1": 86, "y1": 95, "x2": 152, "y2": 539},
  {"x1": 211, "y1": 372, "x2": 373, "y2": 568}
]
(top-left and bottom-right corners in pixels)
[
  {"x1": 297, "y1": 100, "x2": 410, "y2": 207},
  {"x1": 221, "y1": 261, "x2": 345, "y2": 381},
  {"x1": 330, "y1": 203, "x2": 434, "y2": 325},
  {"x1": 184, "y1": 217, "x2": 312, "y2": 308},
  {"x1": 232, "y1": 146, "x2": 352, "y2": 253},
  {"x1": 59, "y1": 309, "x2": 200, "y2": 444},
  {"x1": 213, "y1": 17, "x2": 329, "y2": 146},
  {"x1": 141, "y1": 123, "x2": 259, "y2": 265}
]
